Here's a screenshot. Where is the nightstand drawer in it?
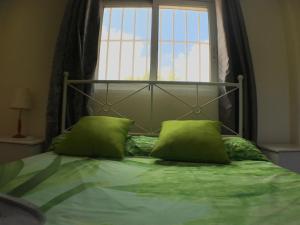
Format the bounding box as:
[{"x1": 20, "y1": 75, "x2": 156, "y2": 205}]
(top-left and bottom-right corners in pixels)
[{"x1": 0, "y1": 137, "x2": 43, "y2": 163}]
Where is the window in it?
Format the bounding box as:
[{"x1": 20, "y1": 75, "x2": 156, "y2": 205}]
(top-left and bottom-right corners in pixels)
[
  {"x1": 158, "y1": 7, "x2": 210, "y2": 82},
  {"x1": 97, "y1": 1, "x2": 216, "y2": 82},
  {"x1": 99, "y1": 8, "x2": 152, "y2": 80}
]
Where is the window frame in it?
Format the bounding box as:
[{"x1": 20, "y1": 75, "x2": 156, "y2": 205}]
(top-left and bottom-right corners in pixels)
[{"x1": 97, "y1": 0, "x2": 218, "y2": 82}]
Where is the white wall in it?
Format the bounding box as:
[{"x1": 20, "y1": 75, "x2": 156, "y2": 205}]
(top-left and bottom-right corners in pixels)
[{"x1": 240, "y1": 0, "x2": 292, "y2": 144}]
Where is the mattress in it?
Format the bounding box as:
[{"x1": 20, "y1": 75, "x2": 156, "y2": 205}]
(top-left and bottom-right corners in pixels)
[{"x1": 1, "y1": 152, "x2": 300, "y2": 225}]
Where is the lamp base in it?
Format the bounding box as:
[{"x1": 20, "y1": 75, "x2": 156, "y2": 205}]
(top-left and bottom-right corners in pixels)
[{"x1": 12, "y1": 134, "x2": 26, "y2": 138}]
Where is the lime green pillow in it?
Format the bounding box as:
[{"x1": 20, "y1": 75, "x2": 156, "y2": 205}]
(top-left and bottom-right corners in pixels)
[
  {"x1": 151, "y1": 120, "x2": 230, "y2": 164},
  {"x1": 54, "y1": 116, "x2": 133, "y2": 159}
]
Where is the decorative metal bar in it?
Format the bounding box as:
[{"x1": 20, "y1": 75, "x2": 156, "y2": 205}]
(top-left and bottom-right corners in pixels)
[
  {"x1": 176, "y1": 110, "x2": 193, "y2": 120},
  {"x1": 68, "y1": 84, "x2": 105, "y2": 107},
  {"x1": 196, "y1": 110, "x2": 238, "y2": 135},
  {"x1": 67, "y1": 79, "x2": 239, "y2": 87},
  {"x1": 110, "y1": 108, "x2": 149, "y2": 133},
  {"x1": 238, "y1": 75, "x2": 244, "y2": 137},
  {"x1": 111, "y1": 84, "x2": 149, "y2": 106},
  {"x1": 154, "y1": 84, "x2": 194, "y2": 109},
  {"x1": 150, "y1": 84, "x2": 154, "y2": 133},
  {"x1": 105, "y1": 83, "x2": 109, "y2": 105},
  {"x1": 62, "y1": 73, "x2": 244, "y2": 136},
  {"x1": 61, "y1": 72, "x2": 69, "y2": 132},
  {"x1": 198, "y1": 87, "x2": 238, "y2": 109}
]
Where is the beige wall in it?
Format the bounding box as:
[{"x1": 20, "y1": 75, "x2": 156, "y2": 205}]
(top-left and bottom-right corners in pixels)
[
  {"x1": 241, "y1": 0, "x2": 293, "y2": 144},
  {"x1": 0, "y1": 0, "x2": 67, "y2": 138},
  {"x1": 281, "y1": 0, "x2": 300, "y2": 144}
]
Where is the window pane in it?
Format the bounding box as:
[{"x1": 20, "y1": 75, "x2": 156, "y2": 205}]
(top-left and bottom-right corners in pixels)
[
  {"x1": 200, "y1": 43, "x2": 210, "y2": 81},
  {"x1": 159, "y1": 7, "x2": 210, "y2": 82},
  {"x1": 174, "y1": 10, "x2": 186, "y2": 41},
  {"x1": 133, "y1": 42, "x2": 148, "y2": 80},
  {"x1": 109, "y1": 8, "x2": 122, "y2": 40},
  {"x1": 99, "y1": 7, "x2": 151, "y2": 80},
  {"x1": 107, "y1": 41, "x2": 120, "y2": 80},
  {"x1": 123, "y1": 8, "x2": 134, "y2": 40},
  {"x1": 160, "y1": 9, "x2": 173, "y2": 41},
  {"x1": 159, "y1": 43, "x2": 173, "y2": 81},
  {"x1": 101, "y1": 9, "x2": 110, "y2": 41},
  {"x1": 174, "y1": 44, "x2": 186, "y2": 81},
  {"x1": 136, "y1": 9, "x2": 150, "y2": 40},
  {"x1": 200, "y1": 12, "x2": 209, "y2": 41},
  {"x1": 98, "y1": 41, "x2": 107, "y2": 79},
  {"x1": 120, "y1": 42, "x2": 133, "y2": 80},
  {"x1": 187, "y1": 11, "x2": 199, "y2": 42},
  {"x1": 187, "y1": 44, "x2": 200, "y2": 81}
]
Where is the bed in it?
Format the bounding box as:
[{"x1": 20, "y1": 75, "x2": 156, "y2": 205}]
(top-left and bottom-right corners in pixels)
[
  {"x1": 2, "y1": 75, "x2": 300, "y2": 225},
  {"x1": 1, "y1": 151, "x2": 300, "y2": 225}
]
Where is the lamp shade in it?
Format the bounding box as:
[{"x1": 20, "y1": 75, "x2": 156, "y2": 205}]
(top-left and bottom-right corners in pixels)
[{"x1": 10, "y1": 88, "x2": 32, "y2": 110}]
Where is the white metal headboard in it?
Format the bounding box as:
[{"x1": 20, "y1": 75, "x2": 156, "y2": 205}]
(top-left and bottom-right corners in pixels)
[{"x1": 61, "y1": 72, "x2": 243, "y2": 136}]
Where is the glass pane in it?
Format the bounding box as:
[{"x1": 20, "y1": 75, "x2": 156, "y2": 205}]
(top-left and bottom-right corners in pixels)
[
  {"x1": 160, "y1": 9, "x2": 173, "y2": 41},
  {"x1": 133, "y1": 42, "x2": 148, "y2": 80},
  {"x1": 158, "y1": 7, "x2": 210, "y2": 82},
  {"x1": 109, "y1": 8, "x2": 122, "y2": 40},
  {"x1": 159, "y1": 43, "x2": 173, "y2": 81},
  {"x1": 148, "y1": 11, "x2": 152, "y2": 40},
  {"x1": 200, "y1": 12, "x2": 209, "y2": 41},
  {"x1": 187, "y1": 11, "x2": 199, "y2": 42},
  {"x1": 120, "y1": 42, "x2": 133, "y2": 80},
  {"x1": 174, "y1": 10, "x2": 186, "y2": 41},
  {"x1": 107, "y1": 41, "x2": 120, "y2": 80},
  {"x1": 136, "y1": 9, "x2": 150, "y2": 40},
  {"x1": 200, "y1": 43, "x2": 210, "y2": 81},
  {"x1": 187, "y1": 44, "x2": 200, "y2": 81},
  {"x1": 98, "y1": 41, "x2": 107, "y2": 79},
  {"x1": 122, "y1": 8, "x2": 134, "y2": 40},
  {"x1": 101, "y1": 9, "x2": 110, "y2": 41},
  {"x1": 99, "y1": 7, "x2": 151, "y2": 80},
  {"x1": 174, "y1": 44, "x2": 186, "y2": 81}
]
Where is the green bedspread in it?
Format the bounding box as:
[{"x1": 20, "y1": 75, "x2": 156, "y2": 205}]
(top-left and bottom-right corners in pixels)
[{"x1": 1, "y1": 152, "x2": 300, "y2": 225}]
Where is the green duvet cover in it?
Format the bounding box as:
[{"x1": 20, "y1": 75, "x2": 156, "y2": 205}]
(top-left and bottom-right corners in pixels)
[{"x1": 1, "y1": 152, "x2": 300, "y2": 225}]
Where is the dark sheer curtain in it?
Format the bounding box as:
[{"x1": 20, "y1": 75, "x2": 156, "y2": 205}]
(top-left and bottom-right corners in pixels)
[
  {"x1": 45, "y1": 0, "x2": 101, "y2": 148},
  {"x1": 216, "y1": 0, "x2": 257, "y2": 142}
]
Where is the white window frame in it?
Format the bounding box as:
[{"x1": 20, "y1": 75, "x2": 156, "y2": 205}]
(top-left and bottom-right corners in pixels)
[{"x1": 97, "y1": 0, "x2": 218, "y2": 82}]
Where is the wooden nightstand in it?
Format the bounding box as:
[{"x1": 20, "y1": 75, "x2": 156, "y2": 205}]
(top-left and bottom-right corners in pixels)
[
  {"x1": 260, "y1": 144, "x2": 300, "y2": 173},
  {"x1": 0, "y1": 136, "x2": 44, "y2": 163}
]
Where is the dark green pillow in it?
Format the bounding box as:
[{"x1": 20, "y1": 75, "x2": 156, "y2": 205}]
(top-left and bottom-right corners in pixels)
[
  {"x1": 151, "y1": 120, "x2": 230, "y2": 164},
  {"x1": 54, "y1": 116, "x2": 133, "y2": 159},
  {"x1": 223, "y1": 137, "x2": 268, "y2": 161},
  {"x1": 125, "y1": 135, "x2": 158, "y2": 156}
]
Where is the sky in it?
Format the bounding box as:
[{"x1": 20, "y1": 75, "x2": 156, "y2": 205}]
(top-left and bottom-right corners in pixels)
[{"x1": 98, "y1": 7, "x2": 210, "y2": 82}]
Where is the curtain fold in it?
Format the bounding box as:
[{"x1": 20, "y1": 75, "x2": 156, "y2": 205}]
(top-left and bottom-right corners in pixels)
[
  {"x1": 45, "y1": 0, "x2": 101, "y2": 148},
  {"x1": 216, "y1": 0, "x2": 258, "y2": 142}
]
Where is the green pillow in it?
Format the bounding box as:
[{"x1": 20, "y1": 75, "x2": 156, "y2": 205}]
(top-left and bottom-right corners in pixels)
[
  {"x1": 54, "y1": 116, "x2": 133, "y2": 159},
  {"x1": 47, "y1": 132, "x2": 68, "y2": 152},
  {"x1": 223, "y1": 137, "x2": 268, "y2": 161},
  {"x1": 151, "y1": 120, "x2": 230, "y2": 164},
  {"x1": 125, "y1": 135, "x2": 158, "y2": 156}
]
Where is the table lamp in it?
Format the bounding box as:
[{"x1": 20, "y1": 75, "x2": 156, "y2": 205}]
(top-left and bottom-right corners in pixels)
[{"x1": 10, "y1": 88, "x2": 32, "y2": 138}]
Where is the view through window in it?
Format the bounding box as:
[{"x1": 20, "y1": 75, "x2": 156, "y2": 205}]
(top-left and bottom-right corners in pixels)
[{"x1": 98, "y1": 6, "x2": 211, "y2": 82}]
